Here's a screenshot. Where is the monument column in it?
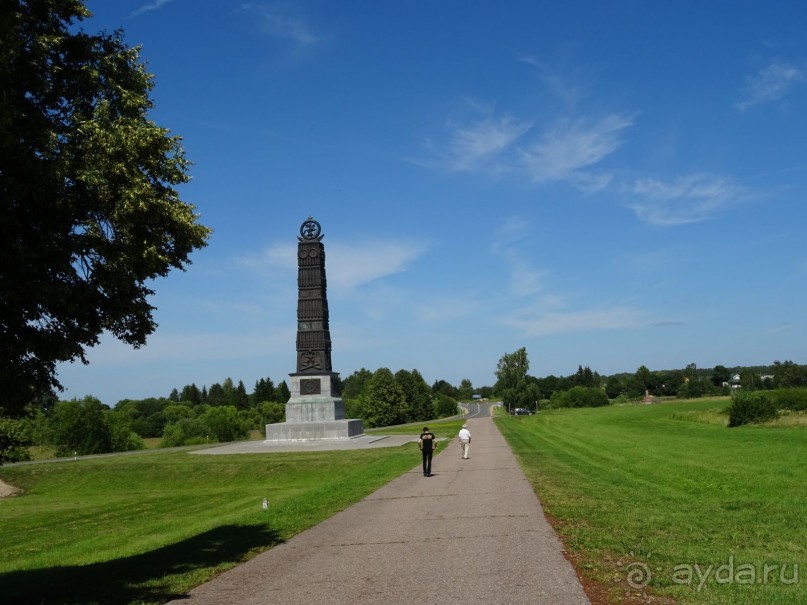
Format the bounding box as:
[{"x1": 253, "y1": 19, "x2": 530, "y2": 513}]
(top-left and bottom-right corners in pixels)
[{"x1": 264, "y1": 217, "x2": 364, "y2": 440}]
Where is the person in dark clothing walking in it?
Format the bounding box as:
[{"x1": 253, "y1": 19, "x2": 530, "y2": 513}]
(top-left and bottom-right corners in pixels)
[{"x1": 419, "y1": 426, "x2": 437, "y2": 476}]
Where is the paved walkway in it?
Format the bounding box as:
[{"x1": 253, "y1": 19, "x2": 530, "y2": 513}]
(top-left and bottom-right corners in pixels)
[{"x1": 167, "y1": 416, "x2": 590, "y2": 605}]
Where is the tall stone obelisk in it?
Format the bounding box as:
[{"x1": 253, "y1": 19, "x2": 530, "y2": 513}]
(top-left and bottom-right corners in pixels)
[{"x1": 264, "y1": 217, "x2": 364, "y2": 441}]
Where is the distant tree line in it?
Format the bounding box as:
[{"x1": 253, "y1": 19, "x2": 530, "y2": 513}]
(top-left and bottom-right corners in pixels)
[
  {"x1": 4, "y1": 355, "x2": 807, "y2": 465},
  {"x1": 3, "y1": 376, "x2": 293, "y2": 462},
  {"x1": 491, "y1": 348, "x2": 807, "y2": 413},
  {"x1": 1, "y1": 369, "x2": 466, "y2": 462}
]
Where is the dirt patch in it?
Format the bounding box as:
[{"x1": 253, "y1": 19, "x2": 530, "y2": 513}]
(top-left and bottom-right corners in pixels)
[{"x1": 0, "y1": 478, "x2": 22, "y2": 498}]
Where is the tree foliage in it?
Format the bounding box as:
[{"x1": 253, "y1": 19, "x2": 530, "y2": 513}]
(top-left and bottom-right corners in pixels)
[
  {"x1": 252, "y1": 377, "x2": 275, "y2": 404},
  {"x1": 494, "y1": 347, "x2": 540, "y2": 408},
  {"x1": 259, "y1": 402, "x2": 285, "y2": 426},
  {"x1": 457, "y1": 378, "x2": 473, "y2": 401},
  {"x1": 160, "y1": 417, "x2": 209, "y2": 447},
  {"x1": 275, "y1": 380, "x2": 291, "y2": 403},
  {"x1": 341, "y1": 368, "x2": 372, "y2": 400},
  {"x1": 200, "y1": 406, "x2": 247, "y2": 442},
  {"x1": 495, "y1": 348, "x2": 529, "y2": 391},
  {"x1": 431, "y1": 379, "x2": 458, "y2": 399},
  {"x1": 772, "y1": 360, "x2": 807, "y2": 388},
  {"x1": 394, "y1": 369, "x2": 433, "y2": 422},
  {"x1": 45, "y1": 396, "x2": 142, "y2": 456},
  {"x1": 549, "y1": 386, "x2": 609, "y2": 409},
  {"x1": 0, "y1": 417, "x2": 32, "y2": 465},
  {"x1": 571, "y1": 365, "x2": 598, "y2": 388},
  {"x1": 364, "y1": 368, "x2": 407, "y2": 428},
  {"x1": 711, "y1": 365, "x2": 731, "y2": 387},
  {"x1": 0, "y1": 1, "x2": 211, "y2": 415},
  {"x1": 727, "y1": 390, "x2": 778, "y2": 427}
]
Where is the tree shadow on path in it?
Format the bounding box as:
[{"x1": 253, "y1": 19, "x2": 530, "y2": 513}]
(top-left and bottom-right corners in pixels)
[{"x1": 1, "y1": 524, "x2": 282, "y2": 605}]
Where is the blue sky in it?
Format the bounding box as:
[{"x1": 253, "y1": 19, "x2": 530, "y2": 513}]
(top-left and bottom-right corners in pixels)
[{"x1": 58, "y1": 0, "x2": 807, "y2": 404}]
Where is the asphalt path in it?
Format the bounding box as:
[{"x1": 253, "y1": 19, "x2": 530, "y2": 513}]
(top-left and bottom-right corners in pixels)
[
  {"x1": 460, "y1": 401, "x2": 492, "y2": 419},
  {"x1": 167, "y1": 412, "x2": 589, "y2": 605}
]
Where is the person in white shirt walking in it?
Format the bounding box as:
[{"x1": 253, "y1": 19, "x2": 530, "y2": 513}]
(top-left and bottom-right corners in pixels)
[{"x1": 458, "y1": 424, "x2": 471, "y2": 459}]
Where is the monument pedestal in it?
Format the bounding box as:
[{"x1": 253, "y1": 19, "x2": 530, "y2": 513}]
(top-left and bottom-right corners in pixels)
[
  {"x1": 264, "y1": 419, "x2": 364, "y2": 441},
  {"x1": 265, "y1": 372, "x2": 364, "y2": 441}
]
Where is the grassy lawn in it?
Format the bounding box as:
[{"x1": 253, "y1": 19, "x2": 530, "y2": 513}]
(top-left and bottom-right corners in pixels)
[
  {"x1": 0, "y1": 445, "x2": 420, "y2": 604},
  {"x1": 366, "y1": 417, "x2": 465, "y2": 438},
  {"x1": 496, "y1": 399, "x2": 806, "y2": 605}
]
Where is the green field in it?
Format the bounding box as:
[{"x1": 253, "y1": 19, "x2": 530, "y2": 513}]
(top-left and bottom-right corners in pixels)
[
  {"x1": 4, "y1": 406, "x2": 803, "y2": 605},
  {"x1": 0, "y1": 420, "x2": 462, "y2": 605},
  {"x1": 496, "y1": 399, "x2": 806, "y2": 605},
  {"x1": 0, "y1": 446, "x2": 421, "y2": 604}
]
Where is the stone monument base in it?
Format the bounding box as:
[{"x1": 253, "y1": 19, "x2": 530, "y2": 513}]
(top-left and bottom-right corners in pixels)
[
  {"x1": 264, "y1": 373, "x2": 364, "y2": 441},
  {"x1": 264, "y1": 419, "x2": 364, "y2": 441}
]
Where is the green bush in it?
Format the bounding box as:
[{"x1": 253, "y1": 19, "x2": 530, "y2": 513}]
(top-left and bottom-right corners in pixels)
[
  {"x1": 549, "y1": 386, "x2": 610, "y2": 408},
  {"x1": 160, "y1": 418, "x2": 210, "y2": 447},
  {"x1": 727, "y1": 391, "x2": 778, "y2": 427},
  {"x1": 108, "y1": 414, "x2": 144, "y2": 453},
  {"x1": 772, "y1": 387, "x2": 807, "y2": 411},
  {"x1": 48, "y1": 397, "x2": 112, "y2": 456},
  {"x1": 0, "y1": 417, "x2": 32, "y2": 465},
  {"x1": 433, "y1": 393, "x2": 458, "y2": 418},
  {"x1": 260, "y1": 402, "x2": 286, "y2": 426},
  {"x1": 200, "y1": 406, "x2": 248, "y2": 442},
  {"x1": 344, "y1": 397, "x2": 366, "y2": 421}
]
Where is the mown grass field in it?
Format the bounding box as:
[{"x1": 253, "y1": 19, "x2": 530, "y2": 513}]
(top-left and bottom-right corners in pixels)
[
  {"x1": 0, "y1": 419, "x2": 463, "y2": 605},
  {"x1": 0, "y1": 446, "x2": 420, "y2": 604},
  {"x1": 496, "y1": 398, "x2": 806, "y2": 605}
]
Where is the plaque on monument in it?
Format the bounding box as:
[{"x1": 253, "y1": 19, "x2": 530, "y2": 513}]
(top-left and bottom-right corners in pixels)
[{"x1": 264, "y1": 217, "x2": 364, "y2": 441}]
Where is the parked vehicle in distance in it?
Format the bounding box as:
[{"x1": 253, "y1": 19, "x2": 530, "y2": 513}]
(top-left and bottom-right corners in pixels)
[{"x1": 511, "y1": 407, "x2": 532, "y2": 415}]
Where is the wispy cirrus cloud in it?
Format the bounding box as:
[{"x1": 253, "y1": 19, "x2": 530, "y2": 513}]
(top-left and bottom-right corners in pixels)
[
  {"x1": 327, "y1": 241, "x2": 429, "y2": 293},
  {"x1": 240, "y1": 238, "x2": 429, "y2": 294},
  {"x1": 501, "y1": 305, "x2": 646, "y2": 337},
  {"x1": 447, "y1": 116, "x2": 533, "y2": 172},
  {"x1": 423, "y1": 106, "x2": 633, "y2": 191},
  {"x1": 491, "y1": 216, "x2": 533, "y2": 251},
  {"x1": 519, "y1": 113, "x2": 634, "y2": 188},
  {"x1": 129, "y1": 0, "x2": 177, "y2": 19},
  {"x1": 517, "y1": 54, "x2": 595, "y2": 111},
  {"x1": 736, "y1": 62, "x2": 806, "y2": 111},
  {"x1": 238, "y1": 3, "x2": 323, "y2": 55},
  {"x1": 653, "y1": 320, "x2": 685, "y2": 327},
  {"x1": 628, "y1": 173, "x2": 747, "y2": 226},
  {"x1": 491, "y1": 217, "x2": 548, "y2": 298},
  {"x1": 763, "y1": 322, "x2": 795, "y2": 335}
]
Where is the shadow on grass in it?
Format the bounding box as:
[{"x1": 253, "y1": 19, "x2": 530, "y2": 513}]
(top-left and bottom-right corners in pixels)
[{"x1": 1, "y1": 524, "x2": 283, "y2": 605}]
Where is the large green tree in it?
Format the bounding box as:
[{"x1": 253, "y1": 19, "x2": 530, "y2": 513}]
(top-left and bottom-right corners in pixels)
[
  {"x1": 394, "y1": 369, "x2": 432, "y2": 422},
  {"x1": 201, "y1": 406, "x2": 247, "y2": 443},
  {"x1": 364, "y1": 368, "x2": 407, "y2": 428},
  {"x1": 495, "y1": 347, "x2": 531, "y2": 407},
  {"x1": 711, "y1": 365, "x2": 731, "y2": 387},
  {"x1": 275, "y1": 381, "x2": 291, "y2": 403},
  {"x1": 457, "y1": 378, "x2": 473, "y2": 401},
  {"x1": 252, "y1": 377, "x2": 275, "y2": 404},
  {"x1": 46, "y1": 395, "x2": 141, "y2": 456},
  {"x1": 341, "y1": 368, "x2": 373, "y2": 400},
  {"x1": 0, "y1": 1, "x2": 211, "y2": 415}
]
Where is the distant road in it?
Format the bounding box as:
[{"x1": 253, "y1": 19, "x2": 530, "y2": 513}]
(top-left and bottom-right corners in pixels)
[{"x1": 460, "y1": 401, "x2": 497, "y2": 419}]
